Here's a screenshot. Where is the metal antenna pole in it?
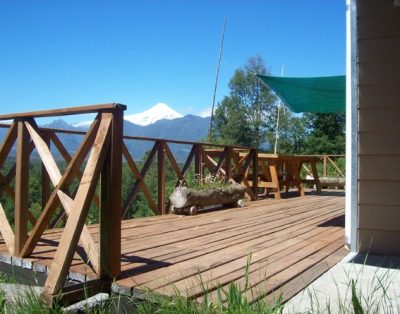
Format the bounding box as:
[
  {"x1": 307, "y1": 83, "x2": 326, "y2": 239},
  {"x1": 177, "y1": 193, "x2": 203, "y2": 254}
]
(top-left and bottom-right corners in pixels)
[
  {"x1": 273, "y1": 65, "x2": 284, "y2": 154},
  {"x1": 208, "y1": 16, "x2": 227, "y2": 141}
]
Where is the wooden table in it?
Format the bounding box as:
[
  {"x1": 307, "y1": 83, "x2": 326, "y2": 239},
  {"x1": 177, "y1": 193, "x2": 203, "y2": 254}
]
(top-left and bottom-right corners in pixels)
[
  {"x1": 253, "y1": 153, "x2": 322, "y2": 199},
  {"x1": 204, "y1": 149, "x2": 322, "y2": 199}
]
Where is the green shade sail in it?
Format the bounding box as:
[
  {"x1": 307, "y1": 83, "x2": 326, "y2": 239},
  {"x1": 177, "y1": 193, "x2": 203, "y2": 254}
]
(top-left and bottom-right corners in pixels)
[{"x1": 257, "y1": 75, "x2": 345, "y2": 113}]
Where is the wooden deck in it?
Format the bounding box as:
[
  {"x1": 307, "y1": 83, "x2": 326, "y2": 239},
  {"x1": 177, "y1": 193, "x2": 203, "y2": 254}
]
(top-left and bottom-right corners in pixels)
[{"x1": 0, "y1": 191, "x2": 346, "y2": 304}]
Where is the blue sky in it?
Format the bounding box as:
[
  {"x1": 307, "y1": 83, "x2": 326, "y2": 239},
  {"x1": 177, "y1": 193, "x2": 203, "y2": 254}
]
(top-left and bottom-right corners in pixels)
[{"x1": 0, "y1": 0, "x2": 346, "y2": 123}]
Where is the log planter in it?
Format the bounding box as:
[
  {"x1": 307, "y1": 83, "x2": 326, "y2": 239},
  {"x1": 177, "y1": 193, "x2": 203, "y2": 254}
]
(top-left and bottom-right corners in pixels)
[
  {"x1": 169, "y1": 182, "x2": 247, "y2": 215},
  {"x1": 319, "y1": 176, "x2": 345, "y2": 189}
]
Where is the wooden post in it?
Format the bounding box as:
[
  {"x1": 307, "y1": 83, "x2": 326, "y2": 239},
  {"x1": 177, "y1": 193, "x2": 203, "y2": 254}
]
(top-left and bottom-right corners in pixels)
[
  {"x1": 252, "y1": 149, "x2": 258, "y2": 200},
  {"x1": 323, "y1": 155, "x2": 327, "y2": 177},
  {"x1": 225, "y1": 148, "x2": 232, "y2": 180},
  {"x1": 194, "y1": 144, "x2": 202, "y2": 182},
  {"x1": 100, "y1": 108, "x2": 123, "y2": 279},
  {"x1": 269, "y1": 161, "x2": 281, "y2": 199},
  {"x1": 14, "y1": 120, "x2": 30, "y2": 256},
  {"x1": 42, "y1": 132, "x2": 51, "y2": 211},
  {"x1": 311, "y1": 160, "x2": 322, "y2": 194},
  {"x1": 158, "y1": 142, "x2": 166, "y2": 215}
]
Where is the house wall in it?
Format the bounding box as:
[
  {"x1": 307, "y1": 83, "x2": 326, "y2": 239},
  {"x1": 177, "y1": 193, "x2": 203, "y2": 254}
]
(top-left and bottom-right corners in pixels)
[{"x1": 357, "y1": 0, "x2": 400, "y2": 254}]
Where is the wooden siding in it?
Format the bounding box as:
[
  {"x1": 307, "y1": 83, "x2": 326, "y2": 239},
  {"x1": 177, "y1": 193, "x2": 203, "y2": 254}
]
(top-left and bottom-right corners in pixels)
[{"x1": 357, "y1": 0, "x2": 400, "y2": 254}]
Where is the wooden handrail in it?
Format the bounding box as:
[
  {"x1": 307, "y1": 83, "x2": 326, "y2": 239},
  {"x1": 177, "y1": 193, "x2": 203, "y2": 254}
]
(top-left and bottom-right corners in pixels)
[
  {"x1": 0, "y1": 103, "x2": 126, "y2": 120},
  {"x1": 123, "y1": 135, "x2": 255, "y2": 149},
  {"x1": 0, "y1": 123, "x2": 255, "y2": 150},
  {"x1": 297, "y1": 154, "x2": 345, "y2": 158}
]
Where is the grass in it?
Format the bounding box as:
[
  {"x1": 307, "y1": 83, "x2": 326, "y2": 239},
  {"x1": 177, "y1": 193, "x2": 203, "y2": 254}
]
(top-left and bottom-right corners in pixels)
[
  {"x1": 0, "y1": 259, "x2": 282, "y2": 314},
  {"x1": 284, "y1": 255, "x2": 400, "y2": 314},
  {"x1": 0, "y1": 281, "x2": 282, "y2": 314},
  {"x1": 0, "y1": 254, "x2": 398, "y2": 313},
  {"x1": 1, "y1": 288, "x2": 52, "y2": 314},
  {"x1": 186, "y1": 174, "x2": 232, "y2": 191}
]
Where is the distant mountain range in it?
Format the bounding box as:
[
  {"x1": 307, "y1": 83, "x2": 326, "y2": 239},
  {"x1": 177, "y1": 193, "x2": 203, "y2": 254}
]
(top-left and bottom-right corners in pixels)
[
  {"x1": 0, "y1": 104, "x2": 211, "y2": 161},
  {"x1": 73, "y1": 102, "x2": 184, "y2": 128}
]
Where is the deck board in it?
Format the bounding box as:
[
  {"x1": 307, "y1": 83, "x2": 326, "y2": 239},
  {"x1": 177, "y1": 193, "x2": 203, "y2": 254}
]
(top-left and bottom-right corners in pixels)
[{"x1": 0, "y1": 191, "x2": 345, "y2": 303}]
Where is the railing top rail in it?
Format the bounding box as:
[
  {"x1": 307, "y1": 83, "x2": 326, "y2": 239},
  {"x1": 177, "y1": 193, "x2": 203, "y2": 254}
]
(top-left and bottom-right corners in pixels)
[
  {"x1": 123, "y1": 135, "x2": 255, "y2": 149},
  {"x1": 0, "y1": 123, "x2": 256, "y2": 150},
  {"x1": 0, "y1": 123, "x2": 86, "y2": 135},
  {"x1": 0, "y1": 103, "x2": 126, "y2": 120},
  {"x1": 297, "y1": 154, "x2": 345, "y2": 157}
]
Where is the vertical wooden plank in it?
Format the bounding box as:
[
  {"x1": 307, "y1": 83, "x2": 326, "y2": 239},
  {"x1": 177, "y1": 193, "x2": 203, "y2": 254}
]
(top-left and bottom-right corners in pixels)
[
  {"x1": 100, "y1": 109, "x2": 123, "y2": 279},
  {"x1": 252, "y1": 149, "x2": 258, "y2": 200},
  {"x1": 42, "y1": 131, "x2": 51, "y2": 211},
  {"x1": 14, "y1": 120, "x2": 30, "y2": 256},
  {"x1": 283, "y1": 160, "x2": 291, "y2": 193},
  {"x1": 269, "y1": 161, "x2": 281, "y2": 199},
  {"x1": 194, "y1": 144, "x2": 202, "y2": 182},
  {"x1": 311, "y1": 160, "x2": 322, "y2": 194},
  {"x1": 225, "y1": 148, "x2": 232, "y2": 180},
  {"x1": 287, "y1": 159, "x2": 305, "y2": 197},
  {"x1": 323, "y1": 155, "x2": 327, "y2": 177},
  {"x1": 158, "y1": 141, "x2": 166, "y2": 215}
]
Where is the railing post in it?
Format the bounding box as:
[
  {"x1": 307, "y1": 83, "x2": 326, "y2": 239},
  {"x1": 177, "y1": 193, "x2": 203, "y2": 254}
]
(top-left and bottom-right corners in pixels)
[
  {"x1": 158, "y1": 141, "x2": 166, "y2": 215},
  {"x1": 323, "y1": 155, "x2": 327, "y2": 177},
  {"x1": 225, "y1": 147, "x2": 232, "y2": 180},
  {"x1": 14, "y1": 120, "x2": 30, "y2": 256},
  {"x1": 100, "y1": 108, "x2": 124, "y2": 279},
  {"x1": 252, "y1": 149, "x2": 258, "y2": 200},
  {"x1": 194, "y1": 144, "x2": 203, "y2": 182}
]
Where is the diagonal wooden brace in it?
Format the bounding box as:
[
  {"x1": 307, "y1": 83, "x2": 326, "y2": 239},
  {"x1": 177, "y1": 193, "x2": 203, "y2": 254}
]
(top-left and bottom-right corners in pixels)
[
  {"x1": 24, "y1": 120, "x2": 102, "y2": 273},
  {"x1": 20, "y1": 118, "x2": 100, "y2": 265},
  {"x1": 43, "y1": 113, "x2": 112, "y2": 296}
]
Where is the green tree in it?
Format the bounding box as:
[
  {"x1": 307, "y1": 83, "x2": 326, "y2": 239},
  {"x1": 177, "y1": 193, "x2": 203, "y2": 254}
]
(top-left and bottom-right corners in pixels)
[
  {"x1": 213, "y1": 96, "x2": 253, "y2": 146},
  {"x1": 303, "y1": 112, "x2": 345, "y2": 154},
  {"x1": 213, "y1": 55, "x2": 276, "y2": 148},
  {"x1": 268, "y1": 109, "x2": 309, "y2": 154}
]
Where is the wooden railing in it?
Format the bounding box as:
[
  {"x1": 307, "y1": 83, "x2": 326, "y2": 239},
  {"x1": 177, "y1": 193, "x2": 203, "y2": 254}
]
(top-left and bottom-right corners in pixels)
[
  {"x1": 299, "y1": 154, "x2": 345, "y2": 178},
  {"x1": 0, "y1": 104, "x2": 125, "y2": 302},
  {"x1": 0, "y1": 104, "x2": 344, "y2": 302},
  {"x1": 121, "y1": 136, "x2": 258, "y2": 217},
  {"x1": 0, "y1": 104, "x2": 259, "y2": 303}
]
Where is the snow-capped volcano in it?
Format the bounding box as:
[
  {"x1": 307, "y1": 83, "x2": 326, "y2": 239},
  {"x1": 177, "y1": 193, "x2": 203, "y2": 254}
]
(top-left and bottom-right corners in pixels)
[
  {"x1": 72, "y1": 120, "x2": 94, "y2": 128},
  {"x1": 72, "y1": 102, "x2": 183, "y2": 128},
  {"x1": 125, "y1": 102, "x2": 183, "y2": 126}
]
